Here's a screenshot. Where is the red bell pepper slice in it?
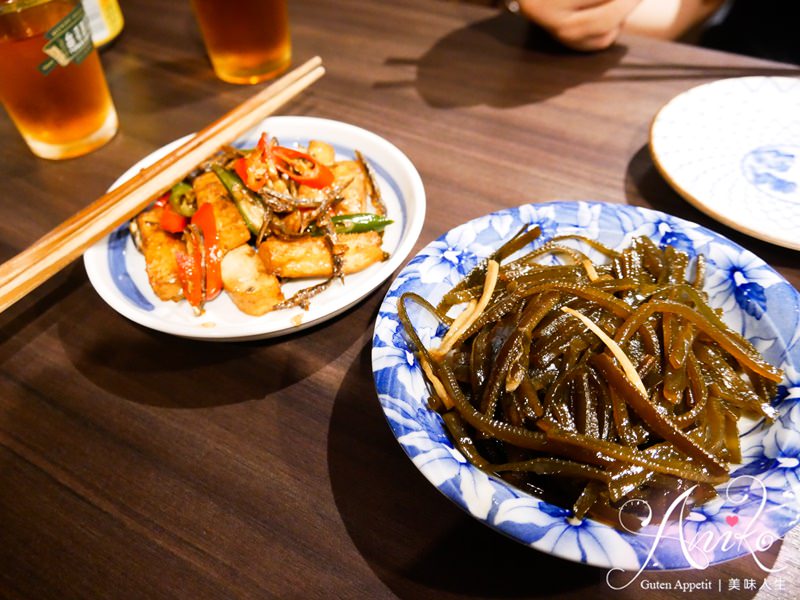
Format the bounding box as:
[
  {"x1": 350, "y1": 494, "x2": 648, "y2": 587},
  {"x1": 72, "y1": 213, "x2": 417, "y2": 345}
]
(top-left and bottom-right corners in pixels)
[
  {"x1": 154, "y1": 191, "x2": 169, "y2": 208},
  {"x1": 175, "y1": 203, "x2": 222, "y2": 312},
  {"x1": 159, "y1": 201, "x2": 188, "y2": 234},
  {"x1": 176, "y1": 229, "x2": 204, "y2": 312},
  {"x1": 191, "y1": 202, "x2": 222, "y2": 301},
  {"x1": 234, "y1": 157, "x2": 250, "y2": 188}
]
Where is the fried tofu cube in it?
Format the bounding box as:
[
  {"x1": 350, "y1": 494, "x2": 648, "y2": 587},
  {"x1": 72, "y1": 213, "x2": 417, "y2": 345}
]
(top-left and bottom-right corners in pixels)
[
  {"x1": 258, "y1": 232, "x2": 386, "y2": 279},
  {"x1": 330, "y1": 160, "x2": 369, "y2": 215},
  {"x1": 307, "y1": 140, "x2": 336, "y2": 166},
  {"x1": 221, "y1": 245, "x2": 284, "y2": 316},
  {"x1": 133, "y1": 206, "x2": 184, "y2": 301},
  {"x1": 193, "y1": 171, "x2": 251, "y2": 252}
]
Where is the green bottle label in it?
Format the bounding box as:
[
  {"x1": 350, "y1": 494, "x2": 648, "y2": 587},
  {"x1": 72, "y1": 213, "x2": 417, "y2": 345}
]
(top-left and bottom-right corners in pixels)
[{"x1": 38, "y1": 5, "x2": 94, "y2": 75}]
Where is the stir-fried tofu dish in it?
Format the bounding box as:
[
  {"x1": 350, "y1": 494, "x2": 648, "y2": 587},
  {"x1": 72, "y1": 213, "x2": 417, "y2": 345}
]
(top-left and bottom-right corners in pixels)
[{"x1": 130, "y1": 133, "x2": 392, "y2": 316}]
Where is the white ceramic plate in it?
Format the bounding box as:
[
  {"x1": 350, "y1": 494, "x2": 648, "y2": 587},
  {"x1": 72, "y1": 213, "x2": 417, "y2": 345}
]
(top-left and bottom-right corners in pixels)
[
  {"x1": 650, "y1": 76, "x2": 800, "y2": 251},
  {"x1": 83, "y1": 116, "x2": 426, "y2": 340}
]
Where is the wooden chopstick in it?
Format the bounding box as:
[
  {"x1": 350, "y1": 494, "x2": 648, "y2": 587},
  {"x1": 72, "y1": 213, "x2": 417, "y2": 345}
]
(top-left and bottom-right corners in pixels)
[{"x1": 0, "y1": 56, "x2": 325, "y2": 314}]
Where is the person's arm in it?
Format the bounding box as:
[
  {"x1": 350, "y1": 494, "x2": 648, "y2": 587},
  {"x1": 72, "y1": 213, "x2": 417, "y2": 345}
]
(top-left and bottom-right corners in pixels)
[
  {"x1": 623, "y1": 0, "x2": 726, "y2": 40},
  {"x1": 514, "y1": 0, "x2": 726, "y2": 51},
  {"x1": 515, "y1": 0, "x2": 644, "y2": 51}
]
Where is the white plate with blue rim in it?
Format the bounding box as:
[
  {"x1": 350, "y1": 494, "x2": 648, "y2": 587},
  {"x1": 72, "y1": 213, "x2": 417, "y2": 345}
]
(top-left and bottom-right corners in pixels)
[
  {"x1": 650, "y1": 76, "x2": 800, "y2": 251},
  {"x1": 83, "y1": 116, "x2": 426, "y2": 341},
  {"x1": 372, "y1": 201, "x2": 800, "y2": 574}
]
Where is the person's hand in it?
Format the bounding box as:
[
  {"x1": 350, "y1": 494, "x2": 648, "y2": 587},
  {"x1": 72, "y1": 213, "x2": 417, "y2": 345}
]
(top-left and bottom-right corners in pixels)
[{"x1": 515, "y1": 0, "x2": 643, "y2": 51}]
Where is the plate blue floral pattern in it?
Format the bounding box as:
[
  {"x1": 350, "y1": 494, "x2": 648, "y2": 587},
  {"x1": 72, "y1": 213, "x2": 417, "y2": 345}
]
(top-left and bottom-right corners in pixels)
[
  {"x1": 371, "y1": 201, "x2": 800, "y2": 572},
  {"x1": 84, "y1": 116, "x2": 426, "y2": 341},
  {"x1": 650, "y1": 76, "x2": 800, "y2": 251}
]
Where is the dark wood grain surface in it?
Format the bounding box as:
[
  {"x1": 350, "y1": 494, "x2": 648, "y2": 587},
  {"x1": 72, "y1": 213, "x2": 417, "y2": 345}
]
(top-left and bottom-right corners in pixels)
[{"x1": 1, "y1": 1, "x2": 799, "y2": 598}]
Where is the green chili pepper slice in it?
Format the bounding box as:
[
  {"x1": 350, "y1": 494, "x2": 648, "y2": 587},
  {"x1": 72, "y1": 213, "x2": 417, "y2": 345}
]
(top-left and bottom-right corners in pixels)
[
  {"x1": 169, "y1": 181, "x2": 197, "y2": 217},
  {"x1": 306, "y1": 213, "x2": 393, "y2": 236},
  {"x1": 211, "y1": 165, "x2": 266, "y2": 235}
]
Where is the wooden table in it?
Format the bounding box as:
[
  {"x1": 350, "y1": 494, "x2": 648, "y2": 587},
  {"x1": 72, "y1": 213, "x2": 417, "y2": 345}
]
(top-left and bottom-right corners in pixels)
[{"x1": 1, "y1": 1, "x2": 799, "y2": 598}]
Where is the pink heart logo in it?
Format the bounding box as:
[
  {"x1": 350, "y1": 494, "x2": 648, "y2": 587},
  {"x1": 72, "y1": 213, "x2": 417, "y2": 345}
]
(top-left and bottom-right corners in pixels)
[{"x1": 726, "y1": 515, "x2": 739, "y2": 527}]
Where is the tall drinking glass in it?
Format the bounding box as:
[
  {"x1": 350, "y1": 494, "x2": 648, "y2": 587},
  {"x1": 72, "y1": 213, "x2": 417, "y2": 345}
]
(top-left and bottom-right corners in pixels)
[
  {"x1": 190, "y1": 0, "x2": 291, "y2": 85},
  {"x1": 0, "y1": 0, "x2": 118, "y2": 159}
]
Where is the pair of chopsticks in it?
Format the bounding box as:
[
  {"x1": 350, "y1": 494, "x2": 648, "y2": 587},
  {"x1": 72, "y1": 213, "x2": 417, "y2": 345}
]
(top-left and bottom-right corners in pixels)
[{"x1": 0, "y1": 56, "x2": 325, "y2": 315}]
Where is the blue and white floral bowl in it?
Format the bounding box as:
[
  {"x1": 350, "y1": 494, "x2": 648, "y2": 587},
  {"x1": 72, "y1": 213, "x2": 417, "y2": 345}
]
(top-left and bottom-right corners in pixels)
[{"x1": 371, "y1": 201, "x2": 800, "y2": 572}]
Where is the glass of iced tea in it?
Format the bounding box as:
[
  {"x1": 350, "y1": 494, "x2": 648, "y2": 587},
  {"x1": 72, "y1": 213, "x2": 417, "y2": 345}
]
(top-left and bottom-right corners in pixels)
[
  {"x1": 190, "y1": 0, "x2": 291, "y2": 85},
  {"x1": 0, "y1": 0, "x2": 118, "y2": 159}
]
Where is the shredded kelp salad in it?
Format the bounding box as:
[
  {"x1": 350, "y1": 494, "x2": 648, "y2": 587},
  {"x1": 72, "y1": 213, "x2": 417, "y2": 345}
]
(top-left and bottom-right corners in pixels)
[{"x1": 399, "y1": 226, "x2": 783, "y2": 530}]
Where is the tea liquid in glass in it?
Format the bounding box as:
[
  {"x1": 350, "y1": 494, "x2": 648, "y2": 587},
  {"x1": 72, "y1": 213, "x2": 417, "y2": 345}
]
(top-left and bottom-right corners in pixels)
[
  {"x1": 0, "y1": 0, "x2": 117, "y2": 159},
  {"x1": 191, "y1": 0, "x2": 291, "y2": 84}
]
